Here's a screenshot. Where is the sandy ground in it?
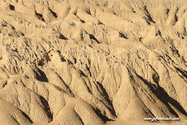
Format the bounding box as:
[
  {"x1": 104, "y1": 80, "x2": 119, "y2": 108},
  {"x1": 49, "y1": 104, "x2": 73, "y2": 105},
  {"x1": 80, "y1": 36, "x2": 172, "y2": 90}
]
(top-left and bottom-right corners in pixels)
[{"x1": 0, "y1": 0, "x2": 187, "y2": 124}]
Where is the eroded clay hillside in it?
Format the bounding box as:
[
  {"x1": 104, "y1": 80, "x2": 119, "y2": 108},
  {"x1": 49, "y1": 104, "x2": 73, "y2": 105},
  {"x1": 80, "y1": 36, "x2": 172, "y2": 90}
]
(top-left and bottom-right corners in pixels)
[{"x1": 0, "y1": 0, "x2": 187, "y2": 124}]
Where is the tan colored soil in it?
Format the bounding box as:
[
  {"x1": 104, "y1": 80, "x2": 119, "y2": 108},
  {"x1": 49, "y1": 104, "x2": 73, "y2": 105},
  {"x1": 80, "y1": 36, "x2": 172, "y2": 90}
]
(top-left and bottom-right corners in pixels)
[{"x1": 0, "y1": 0, "x2": 187, "y2": 124}]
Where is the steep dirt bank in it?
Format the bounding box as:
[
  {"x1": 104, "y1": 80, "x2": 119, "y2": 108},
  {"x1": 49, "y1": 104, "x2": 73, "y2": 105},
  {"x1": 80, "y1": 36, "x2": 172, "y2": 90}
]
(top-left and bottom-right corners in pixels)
[{"x1": 0, "y1": 0, "x2": 187, "y2": 124}]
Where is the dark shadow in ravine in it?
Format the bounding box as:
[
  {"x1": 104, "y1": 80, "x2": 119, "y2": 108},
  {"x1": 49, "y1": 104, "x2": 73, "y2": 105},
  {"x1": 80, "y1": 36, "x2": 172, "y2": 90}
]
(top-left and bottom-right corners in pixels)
[
  {"x1": 174, "y1": 66, "x2": 187, "y2": 79},
  {"x1": 39, "y1": 96, "x2": 53, "y2": 122},
  {"x1": 21, "y1": 111, "x2": 33, "y2": 123},
  {"x1": 159, "y1": 86, "x2": 187, "y2": 116},
  {"x1": 95, "y1": 108, "x2": 115, "y2": 123},
  {"x1": 89, "y1": 34, "x2": 100, "y2": 43},
  {"x1": 96, "y1": 81, "x2": 117, "y2": 119},
  {"x1": 135, "y1": 72, "x2": 187, "y2": 117},
  {"x1": 34, "y1": 68, "x2": 49, "y2": 82}
]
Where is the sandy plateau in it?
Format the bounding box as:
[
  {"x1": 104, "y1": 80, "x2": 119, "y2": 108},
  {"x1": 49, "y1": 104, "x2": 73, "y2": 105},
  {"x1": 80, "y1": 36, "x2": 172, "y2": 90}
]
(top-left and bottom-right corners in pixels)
[{"x1": 0, "y1": 0, "x2": 187, "y2": 124}]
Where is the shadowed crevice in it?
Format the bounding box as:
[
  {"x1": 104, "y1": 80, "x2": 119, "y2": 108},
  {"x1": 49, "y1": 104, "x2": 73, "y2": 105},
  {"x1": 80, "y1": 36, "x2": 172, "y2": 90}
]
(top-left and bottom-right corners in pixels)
[
  {"x1": 79, "y1": 70, "x2": 87, "y2": 77},
  {"x1": 159, "y1": 87, "x2": 187, "y2": 116},
  {"x1": 143, "y1": 6, "x2": 155, "y2": 24},
  {"x1": 119, "y1": 32, "x2": 128, "y2": 39},
  {"x1": 34, "y1": 68, "x2": 49, "y2": 82},
  {"x1": 39, "y1": 96, "x2": 53, "y2": 122},
  {"x1": 135, "y1": 72, "x2": 187, "y2": 117},
  {"x1": 9, "y1": 5, "x2": 15, "y2": 10},
  {"x1": 174, "y1": 66, "x2": 187, "y2": 79},
  {"x1": 59, "y1": 33, "x2": 68, "y2": 39},
  {"x1": 89, "y1": 34, "x2": 100, "y2": 43},
  {"x1": 21, "y1": 111, "x2": 33, "y2": 123},
  {"x1": 95, "y1": 108, "x2": 114, "y2": 123},
  {"x1": 35, "y1": 12, "x2": 45, "y2": 22},
  {"x1": 49, "y1": 8, "x2": 57, "y2": 18},
  {"x1": 96, "y1": 81, "x2": 117, "y2": 117},
  {"x1": 74, "y1": 111, "x2": 84, "y2": 125}
]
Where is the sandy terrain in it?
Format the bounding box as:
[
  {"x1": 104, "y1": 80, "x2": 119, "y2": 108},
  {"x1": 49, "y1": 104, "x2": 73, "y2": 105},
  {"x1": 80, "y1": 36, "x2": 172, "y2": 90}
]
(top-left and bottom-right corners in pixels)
[{"x1": 0, "y1": 0, "x2": 187, "y2": 124}]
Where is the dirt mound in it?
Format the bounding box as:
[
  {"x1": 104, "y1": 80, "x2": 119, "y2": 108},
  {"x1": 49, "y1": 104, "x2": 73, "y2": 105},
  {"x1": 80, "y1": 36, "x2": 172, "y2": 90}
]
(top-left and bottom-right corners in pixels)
[{"x1": 0, "y1": 0, "x2": 187, "y2": 124}]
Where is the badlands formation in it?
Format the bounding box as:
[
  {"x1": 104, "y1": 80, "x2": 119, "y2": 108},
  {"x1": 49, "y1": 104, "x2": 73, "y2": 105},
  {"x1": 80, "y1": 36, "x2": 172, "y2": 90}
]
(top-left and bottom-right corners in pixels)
[{"x1": 0, "y1": 0, "x2": 187, "y2": 124}]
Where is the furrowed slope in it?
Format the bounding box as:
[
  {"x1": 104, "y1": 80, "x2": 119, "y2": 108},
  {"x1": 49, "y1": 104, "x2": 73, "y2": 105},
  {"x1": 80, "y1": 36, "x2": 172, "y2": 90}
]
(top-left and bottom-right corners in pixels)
[{"x1": 0, "y1": 0, "x2": 187, "y2": 124}]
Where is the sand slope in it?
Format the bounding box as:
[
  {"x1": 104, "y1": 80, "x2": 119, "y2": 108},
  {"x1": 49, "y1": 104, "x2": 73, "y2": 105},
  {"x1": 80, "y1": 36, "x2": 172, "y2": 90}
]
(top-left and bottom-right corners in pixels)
[{"x1": 0, "y1": 0, "x2": 187, "y2": 124}]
